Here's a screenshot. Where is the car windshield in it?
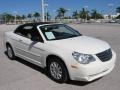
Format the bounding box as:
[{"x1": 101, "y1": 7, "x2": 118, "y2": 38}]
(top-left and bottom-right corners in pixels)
[{"x1": 40, "y1": 24, "x2": 81, "y2": 41}]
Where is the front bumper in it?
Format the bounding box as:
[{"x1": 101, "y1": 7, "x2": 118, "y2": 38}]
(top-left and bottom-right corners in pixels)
[{"x1": 69, "y1": 51, "x2": 116, "y2": 82}]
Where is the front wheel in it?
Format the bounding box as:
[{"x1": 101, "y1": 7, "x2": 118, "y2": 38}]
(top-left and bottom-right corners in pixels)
[
  {"x1": 47, "y1": 57, "x2": 68, "y2": 83},
  {"x1": 6, "y1": 44, "x2": 15, "y2": 60}
]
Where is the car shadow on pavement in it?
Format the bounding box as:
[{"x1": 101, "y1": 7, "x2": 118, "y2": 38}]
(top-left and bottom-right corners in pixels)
[
  {"x1": 66, "y1": 78, "x2": 102, "y2": 86},
  {"x1": 4, "y1": 51, "x2": 46, "y2": 74},
  {"x1": 16, "y1": 57, "x2": 47, "y2": 74},
  {"x1": 4, "y1": 51, "x2": 102, "y2": 86}
]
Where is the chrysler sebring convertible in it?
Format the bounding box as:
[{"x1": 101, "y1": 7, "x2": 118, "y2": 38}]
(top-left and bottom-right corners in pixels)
[{"x1": 4, "y1": 23, "x2": 116, "y2": 83}]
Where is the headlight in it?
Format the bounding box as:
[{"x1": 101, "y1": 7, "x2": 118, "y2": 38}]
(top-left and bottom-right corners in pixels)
[{"x1": 72, "y1": 52, "x2": 96, "y2": 64}]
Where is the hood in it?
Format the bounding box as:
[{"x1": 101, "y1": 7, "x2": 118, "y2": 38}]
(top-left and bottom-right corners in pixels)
[{"x1": 47, "y1": 36, "x2": 110, "y2": 54}]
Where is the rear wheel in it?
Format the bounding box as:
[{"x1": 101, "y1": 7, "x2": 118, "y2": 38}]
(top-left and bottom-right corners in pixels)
[
  {"x1": 47, "y1": 57, "x2": 68, "y2": 83},
  {"x1": 6, "y1": 44, "x2": 15, "y2": 60}
]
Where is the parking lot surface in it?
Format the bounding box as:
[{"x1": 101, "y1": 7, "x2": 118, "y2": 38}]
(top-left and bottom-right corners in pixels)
[{"x1": 0, "y1": 24, "x2": 120, "y2": 90}]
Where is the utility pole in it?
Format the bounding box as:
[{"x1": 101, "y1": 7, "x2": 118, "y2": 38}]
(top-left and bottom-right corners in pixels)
[
  {"x1": 44, "y1": 3, "x2": 48, "y2": 22},
  {"x1": 84, "y1": 6, "x2": 88, "y2": 22},
  {"x1": 14, "y1": 11, "x2": 17, "y2": 24},
  {"x1": 41, "y1": 0, "x2": 45, "y2": 22}
]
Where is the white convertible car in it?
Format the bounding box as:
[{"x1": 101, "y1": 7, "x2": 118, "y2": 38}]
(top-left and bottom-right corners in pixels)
[{"x1": 4, "y1": 23, "x2": 116, "y2": 83}]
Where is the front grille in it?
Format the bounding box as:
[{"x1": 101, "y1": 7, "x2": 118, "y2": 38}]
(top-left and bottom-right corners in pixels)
[{"x1": 96, "y1": 49, "x2": 112, "y2": 62}]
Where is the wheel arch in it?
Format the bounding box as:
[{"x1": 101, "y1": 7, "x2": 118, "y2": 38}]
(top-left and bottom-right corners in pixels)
[
  {"x1": 6, "y1": 42, "x2": 11, "y2": 47},
  {"x1": 46, "y1": 54, "x2": 70, "y2": 79},
  {"x1": 6, "y1": 42, "x2": 15, "y2": 54}
]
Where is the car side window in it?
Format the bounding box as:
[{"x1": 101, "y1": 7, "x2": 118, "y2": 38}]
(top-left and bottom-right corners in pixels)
[
  {"x1": 14, "y1": 25, "x2": 44, "y2": 43},
  {"x1": 14, "y1": 25, "x2": 33, "y2": 37},
  {"x1": 22, "y1": 26, "x2": 33, "y2": 39}
]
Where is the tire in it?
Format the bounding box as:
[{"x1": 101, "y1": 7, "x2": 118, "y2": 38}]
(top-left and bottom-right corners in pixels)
[
  {"x1": 6, "y1": 44, "x2": 15, "y2": 60},
  {"x1": 47, "y1": 57, "x2": 68, "y2": 83}
]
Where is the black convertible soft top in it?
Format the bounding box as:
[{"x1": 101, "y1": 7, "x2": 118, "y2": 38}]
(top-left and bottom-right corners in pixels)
[
  {"x1": 14, "y1": 22, "x2": 57, "y2": 33},
  {"x1": 22, "y1": 22, "x2": 55, "y2": 27}
]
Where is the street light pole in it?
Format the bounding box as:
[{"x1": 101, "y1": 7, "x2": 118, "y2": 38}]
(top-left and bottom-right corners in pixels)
[
  {"x1": 41, "y1": 0, "x2": 45, "y2": 22},
  {"x1": 84, "y1": 6, "x2": 88, "y2": 22},
  {"x1": 14, "y1": 11, "x2": 17, "y2": 24},
  {"x1": 45, "y1": 7, "x2": 47, "y2": 22},
  {"x1": 44, "y1": 4, "x2": 48, "y2": 22}
]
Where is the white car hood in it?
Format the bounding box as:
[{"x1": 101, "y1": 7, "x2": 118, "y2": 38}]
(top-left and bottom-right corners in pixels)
[{"x1": 47, "y1": 36, "x2": 110, "y2": 54}]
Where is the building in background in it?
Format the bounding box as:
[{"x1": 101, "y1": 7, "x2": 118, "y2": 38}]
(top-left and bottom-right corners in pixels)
[{"x1": 104, "y1": 13, "x2": 120, "y2": 19}]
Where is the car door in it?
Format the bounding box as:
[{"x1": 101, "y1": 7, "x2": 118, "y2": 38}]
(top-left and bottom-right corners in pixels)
[
  {"x1": 13, "y1": 25, "x2": 32, "y2": 58},
  {"x1": 14, "y1": 25, "x2": 45, "y2": 65},
  {"x1": 26, "y1": 26, "x2": 45, "y2": 65}
]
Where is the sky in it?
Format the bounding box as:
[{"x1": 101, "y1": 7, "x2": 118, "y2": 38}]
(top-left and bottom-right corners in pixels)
[{"x1": 0, "y1": 0, "x2": 120, "y2": 16}]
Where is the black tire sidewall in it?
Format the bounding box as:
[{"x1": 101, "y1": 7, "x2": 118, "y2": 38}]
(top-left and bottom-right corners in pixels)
[{"x1": 6, "y1": 45, "x2": 15, "y2": 60}]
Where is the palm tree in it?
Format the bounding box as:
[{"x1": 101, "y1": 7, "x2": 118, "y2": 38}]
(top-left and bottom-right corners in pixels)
[
  {"x1": 0, "y1": 14, "x2": 4, "y2": 23},
  {"x1": 56, "y1": 7, "x2": 68, "y2": 20},
  {"x1": 72, "y1": 10, "x2": 79, "y2": 19},
  {"x1": 16, "y1": 15, "x2": 22, "y2": 20},
  {"x1": 116, "y1": 15, "x2": 120, "y2": 19},
  {"x1": 79, "y1": 8, "x2": 89, "y2": 20},
  {"x1": 91, "y1": 10, "x2": 97, "y2": 19},
  {"x1": 16, "y1": 15, "x2": 22, "y2": 23},
  {"x1": 22, "y1": 15, "x2": 26, "y2": 20},
  {"x1": 33, "y1": 12, "x2": 40, "y2": 21},
  {"x1": 27, "y1": 13, "x2": 32, "y2": 22},
  {"x1": 91, "y1": 10, "x2": 103, "y2": 20},
  {"x1": 27, "y1": 14, "x2": 32, "y2": 19},
  {"x1": 116, "y1": 7, "x2": 120, "y2": 19},
  {"x1": 45, "y1": 12, "x2": 51, "y2": 21},
  {"x1": 2, "y1": 13, "x2": 14, "y2": 23},
  {"x1": 116, "y1": 7, "x2": 120, "y2": 13}
]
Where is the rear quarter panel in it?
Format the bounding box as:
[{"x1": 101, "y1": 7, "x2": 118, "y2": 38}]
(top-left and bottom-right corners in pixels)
[{"x1": 4, "y1": 31, "x2": 16, "y2": 51}]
